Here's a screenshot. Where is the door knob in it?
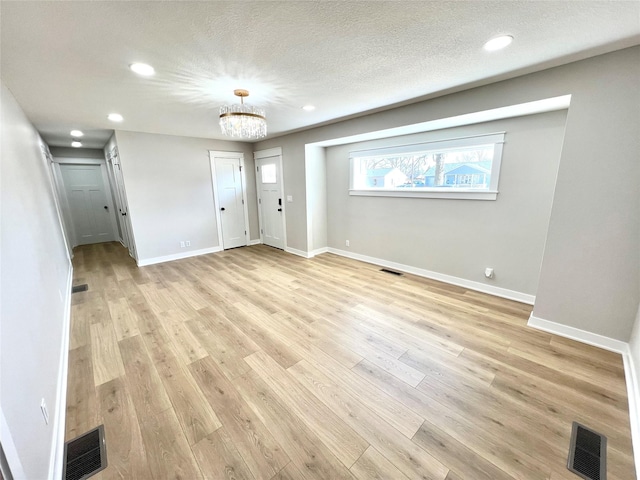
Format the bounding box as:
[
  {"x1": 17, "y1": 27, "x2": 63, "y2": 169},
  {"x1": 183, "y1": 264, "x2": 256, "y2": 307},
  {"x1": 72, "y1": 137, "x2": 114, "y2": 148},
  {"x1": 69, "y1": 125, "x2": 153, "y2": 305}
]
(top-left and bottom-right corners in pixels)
[
  {"x1": 104, "y1": 206, "x2": 108, "y2": 210},
  {"x1": 278, "y1": 208, "x2": 282, "y2": 212},
  {"x1": 220, "y1": 207, "x2": 226, "y2": 211}
]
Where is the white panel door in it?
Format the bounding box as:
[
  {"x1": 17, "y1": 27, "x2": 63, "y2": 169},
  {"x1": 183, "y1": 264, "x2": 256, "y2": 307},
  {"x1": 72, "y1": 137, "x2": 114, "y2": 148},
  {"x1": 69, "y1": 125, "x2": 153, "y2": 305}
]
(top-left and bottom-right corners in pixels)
[
  {"x1": 60, "y1": 164, "x2": 115, "y2": 245},
  {"x1": 109, "y1": 151, "x2": 136, "y2": 258},
  {"x1": 256, "y1": 156, "x2": 285, "y2": 249},
  {"x1": 215, "y1": 157, "x2": 247, "y2": 249}
]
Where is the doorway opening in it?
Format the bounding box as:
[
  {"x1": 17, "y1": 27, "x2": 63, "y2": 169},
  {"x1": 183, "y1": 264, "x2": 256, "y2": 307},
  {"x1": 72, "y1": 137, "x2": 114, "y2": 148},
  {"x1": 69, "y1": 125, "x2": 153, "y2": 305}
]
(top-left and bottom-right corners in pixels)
[{"x1": 53, "y1": 159, "x2": 119, "y2": 248}]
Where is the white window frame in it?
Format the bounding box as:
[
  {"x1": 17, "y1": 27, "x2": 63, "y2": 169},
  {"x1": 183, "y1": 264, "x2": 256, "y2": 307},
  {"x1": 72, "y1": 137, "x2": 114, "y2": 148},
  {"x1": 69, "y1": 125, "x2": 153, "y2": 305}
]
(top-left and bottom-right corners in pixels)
[{"x1": 349, "y1": 132, "x2": 505, "y2": 200}]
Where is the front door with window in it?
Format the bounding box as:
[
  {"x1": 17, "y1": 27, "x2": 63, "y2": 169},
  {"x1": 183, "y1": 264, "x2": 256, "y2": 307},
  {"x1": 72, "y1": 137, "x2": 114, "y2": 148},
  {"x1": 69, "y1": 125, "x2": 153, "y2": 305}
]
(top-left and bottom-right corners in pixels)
[{"x1": 256, "y1": 155, "x2": 285, "y2": 250}]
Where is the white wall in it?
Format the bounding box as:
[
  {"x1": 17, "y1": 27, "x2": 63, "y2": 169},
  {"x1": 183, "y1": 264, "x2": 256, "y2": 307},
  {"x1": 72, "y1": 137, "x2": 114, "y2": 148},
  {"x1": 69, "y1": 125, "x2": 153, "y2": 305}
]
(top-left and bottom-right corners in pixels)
[
  {"x1": 532, "y1": 48, "x2": 640, "y2": 341},
  {"x1": 1, "y1": 82, "x2": 72, "y2": 479},
  {"x1": 305, "y1": 145, "x2": 328, "y2": 253},
  {"x1": 325, "y1": 111, "x2": 566, "y2": 297},
  {"x1": 257, "y1": 46, "x2": 640, "y2": 341},
  {"x1": 113, "y1": 130, "x2": 258, "y2": 263}
]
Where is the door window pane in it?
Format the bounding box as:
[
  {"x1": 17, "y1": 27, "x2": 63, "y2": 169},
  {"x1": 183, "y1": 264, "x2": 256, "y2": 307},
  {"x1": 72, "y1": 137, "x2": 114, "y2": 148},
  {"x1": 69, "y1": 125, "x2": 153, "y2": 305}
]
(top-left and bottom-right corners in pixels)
[{"x1": 261, "y1": 164, "x2": 277, "y2": 183}]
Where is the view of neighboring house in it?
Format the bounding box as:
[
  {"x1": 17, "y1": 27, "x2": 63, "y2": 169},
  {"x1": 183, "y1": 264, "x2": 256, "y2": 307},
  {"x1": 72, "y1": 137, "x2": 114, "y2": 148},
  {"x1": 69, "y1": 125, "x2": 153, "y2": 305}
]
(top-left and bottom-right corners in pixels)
[
  {"x1": 366, "y1": 167, "x2": 407, "y2": 188},
  {"x1": 424, "y1": 160, "x2": 491, "y2": 188}
]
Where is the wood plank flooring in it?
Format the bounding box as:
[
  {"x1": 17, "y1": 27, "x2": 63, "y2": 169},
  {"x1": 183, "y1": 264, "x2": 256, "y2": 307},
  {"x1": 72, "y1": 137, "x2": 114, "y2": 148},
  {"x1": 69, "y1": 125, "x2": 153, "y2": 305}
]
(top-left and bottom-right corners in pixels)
[{"x1": 65, "y1": 242, "x2": 636, "y2": 480}]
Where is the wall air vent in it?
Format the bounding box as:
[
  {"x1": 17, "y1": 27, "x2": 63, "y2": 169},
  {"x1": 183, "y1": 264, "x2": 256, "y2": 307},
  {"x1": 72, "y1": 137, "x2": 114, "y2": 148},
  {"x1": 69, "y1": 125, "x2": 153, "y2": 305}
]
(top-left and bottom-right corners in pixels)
[
  {"x1": 71, "y1": 284, "x2": 88, "y2": 293},
  {"x1": 567, "y1": 421, "x2": 607, "y2": 480},
  {"x1": 63, "y1": 425, "x2": 107, "y2": 480},
  {"x1": 380, "y1": 268, "x2": 403, "y2": 276}
]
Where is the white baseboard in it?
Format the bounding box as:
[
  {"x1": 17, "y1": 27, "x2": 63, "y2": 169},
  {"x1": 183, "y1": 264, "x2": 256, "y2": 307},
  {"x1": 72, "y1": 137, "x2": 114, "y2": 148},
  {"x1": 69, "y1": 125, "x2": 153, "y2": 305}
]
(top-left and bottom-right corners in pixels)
[
  {"x1": 309, "y1": 247, "x2": 329, "y2": 257},
  {"x1": 326, "y1": 247, "x2": 535, "y2": 305},
  {"x1": 527, "y1": 314, "x2": 628, "y2": 354},
  {"x1": 622, "y1": 350, "x2": 640, "y2": 479},
  {"x1": 528, "y1": 314, "x2": 639, "y2": 478},
  {"x1": 137, "y1": 246, "x2": 223, "y2": 266},
  {"x1": 49, "y1": 265, "x2": 73, "y2": 480},
  {"x1": 285, "y1": 246, "x2": 311, "y2": 258},
  {"x1": 248, "y1": 239, "x2": 262, "y2": 246},
  {"x1": 284, "y1": 246, "x2": 328, "y2": 258}
]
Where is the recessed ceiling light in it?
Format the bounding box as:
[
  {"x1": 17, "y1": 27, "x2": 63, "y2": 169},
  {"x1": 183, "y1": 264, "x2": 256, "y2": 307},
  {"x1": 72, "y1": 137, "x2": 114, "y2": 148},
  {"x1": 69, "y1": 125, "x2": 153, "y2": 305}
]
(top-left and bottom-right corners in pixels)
[
  {"x1": 302, "y1": 105, "x2": 316, "y2": 111},
  {"x1": 71, "y1": 141, "x2": 82, "y2": 148},
  {"x1": 129, "y1": 63, "x2": 155, "y2": 76},
  {"x1": 70, "y1": 129, "x2": 84, "y2": 137},
  {"x1": 483, "y1": 35, "x2": 513, "y2": 51},
  {"x1": 107, "y1": 113, "x2": 123, "y2": 122}
]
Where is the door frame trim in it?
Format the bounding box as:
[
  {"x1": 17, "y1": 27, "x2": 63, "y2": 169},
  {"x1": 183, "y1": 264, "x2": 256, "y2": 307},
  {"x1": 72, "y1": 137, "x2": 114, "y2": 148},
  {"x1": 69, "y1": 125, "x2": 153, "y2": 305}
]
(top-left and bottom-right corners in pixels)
[
  {"x1": 107, "y1": 147, "x2": 137, "y2": 260},
  {"x1": 104, "y1": 152, "x2": 125, "y2": 246},
  {"x1": 40, "y1": 145, "x2": 74, "y2": 259},
  {"x1": 254, "y1": 147, "x2": 287, "y2": 250},
  {"x1": 209, "y1": 151, "x2": 250, "y2": 249}
]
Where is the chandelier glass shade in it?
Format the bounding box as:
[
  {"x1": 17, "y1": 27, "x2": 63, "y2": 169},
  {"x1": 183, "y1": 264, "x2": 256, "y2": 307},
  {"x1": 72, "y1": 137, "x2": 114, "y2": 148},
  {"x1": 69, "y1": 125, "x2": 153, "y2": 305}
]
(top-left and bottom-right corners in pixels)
[{"x1": 219, "y1": 89, "x2": 267, "y2": 140}]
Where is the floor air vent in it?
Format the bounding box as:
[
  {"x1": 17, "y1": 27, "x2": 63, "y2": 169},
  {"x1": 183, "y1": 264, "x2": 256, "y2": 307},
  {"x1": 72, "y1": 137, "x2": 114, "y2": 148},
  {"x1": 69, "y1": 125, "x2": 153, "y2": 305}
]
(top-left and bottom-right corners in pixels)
[
  {"x1": 380, "y1": 268, "x2": 403, "y2": 276},
  {"x1": 71, "y1": 284, "x2": 88, "y2": 294},
  {"x1": 63, "y1": 425, "x2": 107, "y2": 480},
  {"x1": 567, "y1": 422, "x2": 606, "y2": 480}
]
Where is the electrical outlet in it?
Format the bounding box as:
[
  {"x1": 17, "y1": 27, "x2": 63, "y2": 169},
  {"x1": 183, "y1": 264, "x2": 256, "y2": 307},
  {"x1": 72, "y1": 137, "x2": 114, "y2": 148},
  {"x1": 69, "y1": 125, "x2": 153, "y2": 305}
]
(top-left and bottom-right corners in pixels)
[
  {"x1": 286, "y1": 195, "x2": 293, "y2": 202},
  {"x1": 485, "y1": 267, "x2": 494, "y2": 278},
  {"x1": 346, "y1": 240, "x2": 350, "y2": 247},
  {"x1": 180, "y1": 241, "x2": 185, "y2": 248},
  {"x1": 185, "y1": 241, "x2": 191, "y2": 247},
  {"x1": 40, "y1": 398, "x2": 49, "y2": 425}
]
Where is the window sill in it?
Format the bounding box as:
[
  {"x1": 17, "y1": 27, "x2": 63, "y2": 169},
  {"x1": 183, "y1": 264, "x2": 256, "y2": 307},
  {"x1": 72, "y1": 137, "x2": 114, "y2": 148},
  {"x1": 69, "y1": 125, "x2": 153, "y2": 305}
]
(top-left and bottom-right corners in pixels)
[{"x1": 348, "y1": 189, "x2": 498, "y2": 200}]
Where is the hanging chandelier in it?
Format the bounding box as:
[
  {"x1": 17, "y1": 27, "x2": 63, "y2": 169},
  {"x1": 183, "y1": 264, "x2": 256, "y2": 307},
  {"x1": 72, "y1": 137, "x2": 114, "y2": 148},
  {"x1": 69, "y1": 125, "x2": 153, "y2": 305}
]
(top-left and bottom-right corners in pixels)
[{"x1": 219, "y1": 89, "x2": 267, "y2": 139}]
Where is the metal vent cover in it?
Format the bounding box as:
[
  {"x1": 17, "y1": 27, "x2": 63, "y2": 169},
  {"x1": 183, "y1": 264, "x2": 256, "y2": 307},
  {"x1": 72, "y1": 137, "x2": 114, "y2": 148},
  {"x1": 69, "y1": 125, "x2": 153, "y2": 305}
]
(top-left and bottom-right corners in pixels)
[
  {"x1": 63, "y1": 425, "x2": 107, "y2": 480},
  {"x1": 71, "y1": 284, "x2": 88, "y2": 294},
  {"x1": 380, "y1": 268, "x2": 403, "y2": 276},
  {"x1": 568, "y1": 422, "x2": 606, "y2": 480}
]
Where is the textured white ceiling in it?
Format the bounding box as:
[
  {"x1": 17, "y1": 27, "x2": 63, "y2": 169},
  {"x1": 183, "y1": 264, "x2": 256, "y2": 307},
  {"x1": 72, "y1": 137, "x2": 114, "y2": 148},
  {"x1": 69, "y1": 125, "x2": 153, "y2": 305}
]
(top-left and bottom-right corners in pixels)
[{"x1": 2, "y1": 1, "x2": 639, "y2": 148}]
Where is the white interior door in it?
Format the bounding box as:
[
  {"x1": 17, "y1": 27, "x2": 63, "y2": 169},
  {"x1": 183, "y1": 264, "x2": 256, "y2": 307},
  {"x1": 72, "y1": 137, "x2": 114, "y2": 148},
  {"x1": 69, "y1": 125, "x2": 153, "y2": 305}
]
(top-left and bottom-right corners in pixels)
[
  {"x1": 256, "y1": 154, "x2": 285, "y2": 250},
  {"x1": 213, "y1": 155, "x2": 248, "y2": 249},
  {"x1": 59, "y1": 164, "x2": 116, "y2": 245},
  {"x1": 109, "y1": 150, "x2": 136, "y2": 258},
  {"x1": 105, "y1": 154, "x2": 124, "y2": 243}
]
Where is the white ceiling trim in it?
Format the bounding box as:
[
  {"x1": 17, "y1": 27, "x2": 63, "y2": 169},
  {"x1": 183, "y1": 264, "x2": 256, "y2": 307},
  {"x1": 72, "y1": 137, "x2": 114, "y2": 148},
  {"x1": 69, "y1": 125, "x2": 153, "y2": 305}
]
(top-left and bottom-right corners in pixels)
[{"x1": 309, "y1": 95, "x2": 572, "y2": 148}]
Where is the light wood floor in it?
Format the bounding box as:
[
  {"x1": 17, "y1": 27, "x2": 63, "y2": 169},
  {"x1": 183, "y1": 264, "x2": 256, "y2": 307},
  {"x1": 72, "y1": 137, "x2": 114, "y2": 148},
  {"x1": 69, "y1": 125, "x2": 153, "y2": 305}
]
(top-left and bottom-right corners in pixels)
[{"x1": 65, "y1": 242, "x2": 636, "y2": 480}]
